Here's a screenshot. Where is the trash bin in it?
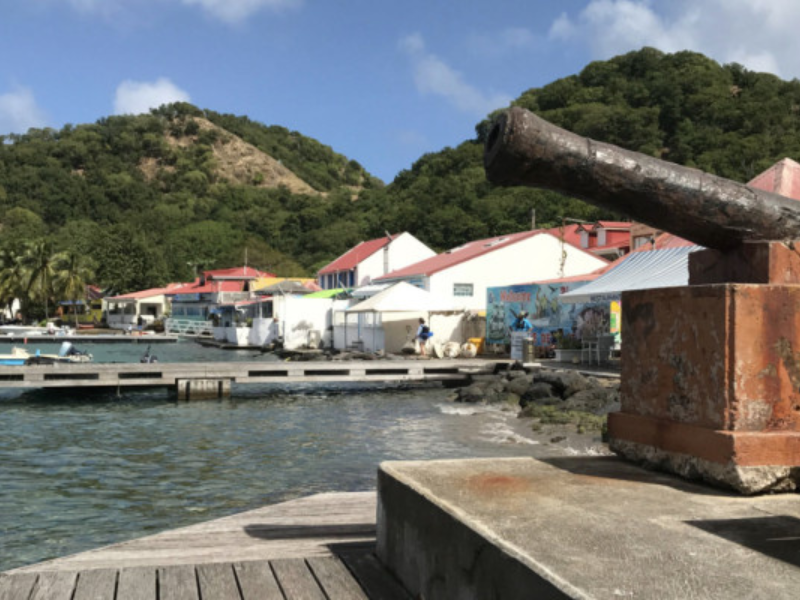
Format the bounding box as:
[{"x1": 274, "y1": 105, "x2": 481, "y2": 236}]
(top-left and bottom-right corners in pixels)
[{"x1": 523, "y1": 338, "x2": 536, "y2": 363}]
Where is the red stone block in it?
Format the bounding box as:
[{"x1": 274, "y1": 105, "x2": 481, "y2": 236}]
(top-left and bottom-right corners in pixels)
[{"x1": 610, "y1": 283, "x2": 800, "y2": 493}]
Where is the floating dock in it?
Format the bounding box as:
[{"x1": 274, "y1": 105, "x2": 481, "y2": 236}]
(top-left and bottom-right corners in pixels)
[
  {"x1": 0, "y1": 492, "x2": 410, "y2": 599},
  {"x1": 0, "y1": 359, "x2": 505, "y2": 399}
]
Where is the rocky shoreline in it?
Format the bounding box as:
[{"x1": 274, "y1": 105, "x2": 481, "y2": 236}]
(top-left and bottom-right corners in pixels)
[{"x1": 450, "y1": 364, "x2": 621, "y2": 450}]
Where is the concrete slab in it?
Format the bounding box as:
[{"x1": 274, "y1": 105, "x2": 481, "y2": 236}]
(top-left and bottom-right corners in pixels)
[{"x1": 377, "y1": 456, "x2": 800, "y2": 599}]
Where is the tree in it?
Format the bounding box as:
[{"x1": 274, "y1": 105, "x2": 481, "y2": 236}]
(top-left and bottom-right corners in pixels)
[
  {"x1": 53, "y1": 250, "x2": 96, "y2": 327},
  {"x1": 22, "y1": 241, "x2": 58, "y2": 320}
]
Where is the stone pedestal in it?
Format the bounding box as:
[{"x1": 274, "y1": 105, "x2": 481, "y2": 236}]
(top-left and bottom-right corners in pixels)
[{"x1": 609, "y1": 279, "x2": 800, "y2": 493}]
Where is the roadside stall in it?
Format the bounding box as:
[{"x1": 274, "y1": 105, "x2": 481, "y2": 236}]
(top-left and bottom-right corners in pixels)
[{"x1": 337, "y1": 282, "x2": 455, "y2": 353}]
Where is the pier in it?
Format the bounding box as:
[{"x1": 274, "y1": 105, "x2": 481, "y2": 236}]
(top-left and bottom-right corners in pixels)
[
  {"x1": 0, "y1": 492, "x2": 409, "y2": 600},
  {"x1": 0, "y1": 359, "x2": 505, "y2": 398}
]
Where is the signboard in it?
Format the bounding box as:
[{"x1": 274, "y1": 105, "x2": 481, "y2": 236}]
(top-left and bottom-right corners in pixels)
[{"x1": 486, "y1": 281, "x2": 611, "y2": 346}]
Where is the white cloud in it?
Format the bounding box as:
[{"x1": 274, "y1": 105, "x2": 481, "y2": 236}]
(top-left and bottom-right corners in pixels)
[
  {"x1": 114, "y1": 78, "x2": 191, "y2": 115},
  {"x1": 0, "y1": 87, "x2": 48, "y2": 135},
  {"x1": 399, "y1": 33, "x2": 512, "y2": 117},
  {"x1": 180, "y1": 0, "x2": 301, "y2": 23},
  {"x1": 549, "y1": 0, "x2": 800, "y2": 78}
]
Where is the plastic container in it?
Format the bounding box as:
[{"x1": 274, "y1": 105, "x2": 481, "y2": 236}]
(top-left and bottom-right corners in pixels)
[{"x1": 468, "y1": 337, "x2": 485, "y2": 355}]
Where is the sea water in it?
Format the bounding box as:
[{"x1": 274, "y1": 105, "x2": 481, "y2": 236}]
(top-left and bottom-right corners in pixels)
[{"x1": 0, "y1": 340, "x2": 599, "y2": 571}]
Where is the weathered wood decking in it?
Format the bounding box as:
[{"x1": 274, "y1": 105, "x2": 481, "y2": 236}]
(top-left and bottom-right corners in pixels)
[
  {"x1": 0, "y1": 359, "x2": 503, "y2": 391},
  {"x1": 1, "y1": 492, "x2": 409, "y2": 599}
]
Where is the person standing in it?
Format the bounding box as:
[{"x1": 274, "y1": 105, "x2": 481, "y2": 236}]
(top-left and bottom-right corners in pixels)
[{"x1": 416, "y1": 318, "x2": 431, "y2": 356}]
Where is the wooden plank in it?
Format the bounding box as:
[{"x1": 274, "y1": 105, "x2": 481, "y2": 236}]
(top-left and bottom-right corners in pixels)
[
  {"x1": 0, "y1": 573, "x2": 37, "y2": 600},
  {"x1": 196, "y1": 564, "x2": 239, "y2": 600},
  {"x1": 117, "y1": 567, "x2": 156, "y2": 600},
  {"x1": 29, "y1": 571, "x2": 78, "y2": 600},
  {"x1": 73, "y1": 569, "x2": 117, "y2": 600},
  {"x1": 12, "y1": 492, "x2": 377, "y2": 573},
  {"x1": 269, "y1": 559, "x2": 325, "y2": 600},
  {"x1": 233, "y1": 562, "x2": 282, "y2": 600},
  {"x1": 159, "y1": 566, "x2": 198, "y2": 600},
  {"x1": 305, "y1": 557, "x2": 367, "y2": 600},
  {"x1": 337, "y1": 549, "x2": 411, "y2": 600}
]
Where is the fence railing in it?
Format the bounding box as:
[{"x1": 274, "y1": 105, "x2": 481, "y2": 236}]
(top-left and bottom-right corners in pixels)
[{"x1": 164, "y1": 318, "x2": 213, "y2": 337}]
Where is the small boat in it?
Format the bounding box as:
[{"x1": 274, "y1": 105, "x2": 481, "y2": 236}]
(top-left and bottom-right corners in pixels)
[
  {"x1": 0, "y1": 342, "x2": 94, "y2": 366},
  {"x1": 0, "y1": 347, "x2": 32, "y2": 366}
]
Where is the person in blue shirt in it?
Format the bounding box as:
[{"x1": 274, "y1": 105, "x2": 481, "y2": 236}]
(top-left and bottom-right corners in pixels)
[
  {"x1": 510, "y1": 310, "x2": 533, "y2": 332},
  {"x1": 416, "y1": 318, "x2": 432, "y2": 356}
]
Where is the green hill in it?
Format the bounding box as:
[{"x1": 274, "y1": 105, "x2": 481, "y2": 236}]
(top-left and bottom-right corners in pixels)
[{"x1": 2, "y1": 48, "x2": 800, "y2": 303}]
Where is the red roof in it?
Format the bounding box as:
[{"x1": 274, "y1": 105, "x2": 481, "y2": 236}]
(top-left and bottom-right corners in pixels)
[
  {"x1": 318, "y1": 235, "x2": 396, "y2": 275},
  {"x1": 748, "y1": 158, "x2": 800, "y2": 201},
  {"x1": 594, "y1": 221, "x2": 631, "y2": 230},
  {"x1": 166, "y1": 280, "x2": 245, "y2": 295},
  {"x1": 108, "y1": 286, "x2": 175, "y2": 301},
  {"x1": 375, "y1": 231, "x2": 542, "y2": 280},
  {"x1": 590, "y1": 240, "x2": 630, "y2": 253},
  {"x1": 544, "y1": 224, "x2": 582, "y2": 247},
  {"x1": 205, "y1": 266, "x2": 272, "y2": 280},
  {"x1": 631, "y1": 232, "x2": 695, "y2": 252},
  {"x1": 376, "y1": 229, "x2": 603, "y2": 281}
]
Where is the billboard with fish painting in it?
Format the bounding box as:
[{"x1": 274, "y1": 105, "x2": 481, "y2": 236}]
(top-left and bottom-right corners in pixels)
[{"x1": 485, "y1": 280, "x2": 610, "y2": 346}]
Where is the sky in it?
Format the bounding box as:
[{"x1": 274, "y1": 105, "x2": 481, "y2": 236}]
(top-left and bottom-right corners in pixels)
[{"x1": 2, "y1": 0, "x2": 800, "y2": 183}]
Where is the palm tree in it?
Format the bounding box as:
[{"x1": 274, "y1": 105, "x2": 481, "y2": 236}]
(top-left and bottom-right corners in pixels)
[
  {"x1": 23, "y1": 241, "x2": 58, "y2": 321},
  {"x1": 53, "y1": 251, "x2": 96, "y2": 328},
  {"x1": 0, "y1": 248, "x2": 27, "y2": 321}
]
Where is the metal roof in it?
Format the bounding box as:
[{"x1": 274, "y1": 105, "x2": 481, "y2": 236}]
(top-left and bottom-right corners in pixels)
[{"x1": 560, "y1": 246, "x2": 701, "y2": 304}]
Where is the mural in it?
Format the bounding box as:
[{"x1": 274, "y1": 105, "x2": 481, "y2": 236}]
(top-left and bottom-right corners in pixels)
[{"x1": 486, "y1": 281, "x2": 610, "y2": 346}]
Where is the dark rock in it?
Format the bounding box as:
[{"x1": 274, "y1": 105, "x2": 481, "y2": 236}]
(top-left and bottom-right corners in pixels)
[
  {"x1": 456, "y1": 384, "x2": 487, "y2": 403},
  {"x1": 503, "y1": 375, "x2": 534, "y2": 396},
  {"x1": 506, "y1": 370, "x2": 529, "y2": 380},
  {"x1": 520, "y1": 382, "x2": 557, "y2": 407},
  {"x1": 563, "y1": 388, "x2": 619, "y2": 414},
  {"x1": 550, "y1": 436, "x2": 566, "y2": 443},
  {"x1": 536, "y1": 370, "x2": 591, "y2": 399}
]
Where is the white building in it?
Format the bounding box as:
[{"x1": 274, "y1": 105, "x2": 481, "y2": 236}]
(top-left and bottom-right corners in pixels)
[
  {"x1": 374, "y1": 230, "x2": 608, "y2": 311},
  {"x1": 317, "y1": 232, "x2": 436, "y2": 290}
]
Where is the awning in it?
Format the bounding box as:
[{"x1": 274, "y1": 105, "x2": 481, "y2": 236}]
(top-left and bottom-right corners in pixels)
[{"x1": 560, "y1": 246, "x2": 701, "y2": 304}]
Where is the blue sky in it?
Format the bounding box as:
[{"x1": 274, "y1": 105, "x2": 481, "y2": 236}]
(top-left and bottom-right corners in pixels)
[{"x1": 2, "y1": 0, "x2": 799, "y2": 183}]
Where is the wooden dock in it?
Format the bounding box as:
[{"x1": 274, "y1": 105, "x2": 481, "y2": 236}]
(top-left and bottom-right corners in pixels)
[
  {"x1": 0, "y1": 359, "x2": 503, "y2": 394},
  {"x1": 0, "y1": 492, "x2": 410, "y2": 599}
]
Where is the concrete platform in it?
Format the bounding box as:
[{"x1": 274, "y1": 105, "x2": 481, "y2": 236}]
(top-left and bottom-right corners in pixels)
[{"x1": 377, "y1": 456, "x2": 800, "y2": 599}]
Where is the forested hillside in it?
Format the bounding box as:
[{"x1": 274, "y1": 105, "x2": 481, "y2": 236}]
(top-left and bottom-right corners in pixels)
[{"x1": 2, "y1": 47, "x2": 800, "y2": 317}]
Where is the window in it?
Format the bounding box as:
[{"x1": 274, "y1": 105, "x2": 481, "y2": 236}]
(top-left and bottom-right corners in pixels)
[
  {"x1": 453, "y1": 283, "x2": 474, "y2": 297},
  {"x1": 633, "y1": 236, "x2": 652, "y2": 249}
]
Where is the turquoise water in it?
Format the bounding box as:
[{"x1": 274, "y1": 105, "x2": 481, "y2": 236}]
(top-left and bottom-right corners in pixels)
[
  {"x1": 0, "y1": 341, "x2": 565, "y2": 571},
  {"x1": 0, "y1": 337, "x2": 265, "y2": 366}
]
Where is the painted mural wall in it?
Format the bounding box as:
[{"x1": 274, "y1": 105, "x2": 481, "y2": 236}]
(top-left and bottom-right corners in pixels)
[{"x1": 486, "y1": 281, "x2": 611, "y2": 346}]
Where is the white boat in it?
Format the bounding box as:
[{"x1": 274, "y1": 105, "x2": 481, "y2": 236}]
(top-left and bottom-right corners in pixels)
[{"x1": 0, "y1": 342, "x2": 93, "y2": 366}]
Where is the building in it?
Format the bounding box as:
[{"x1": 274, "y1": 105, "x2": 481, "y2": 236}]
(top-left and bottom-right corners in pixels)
[
  {"x1": 104, "y1": 284, "x2": 185, "y2": 330},
  {"x1": 317, "y1": 233, "x2": 436, "y2": 290},
  {"x1": 167, "y1": 266, "x2": 273, "y2": 323},
  {"x1": 575, "y1": 221, "x2": 631, "y2": 260},
  {"x1": 374, "y1": 229, "x2": 608, "y2": 311}
]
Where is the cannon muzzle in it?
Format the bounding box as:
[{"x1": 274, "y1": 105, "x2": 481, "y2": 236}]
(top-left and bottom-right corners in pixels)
[{"x1": 484, "y1": 107, "x2": 800, "y2": 250}]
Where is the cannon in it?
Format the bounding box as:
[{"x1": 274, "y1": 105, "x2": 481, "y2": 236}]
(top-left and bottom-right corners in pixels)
[{"x1": 483, "y1": 106, "x2": 800, "y2": 250}]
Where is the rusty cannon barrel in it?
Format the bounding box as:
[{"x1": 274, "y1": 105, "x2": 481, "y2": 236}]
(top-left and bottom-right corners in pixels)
[{"x1": 484, "y1": 106, "x2": 800, "y2": 250}]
